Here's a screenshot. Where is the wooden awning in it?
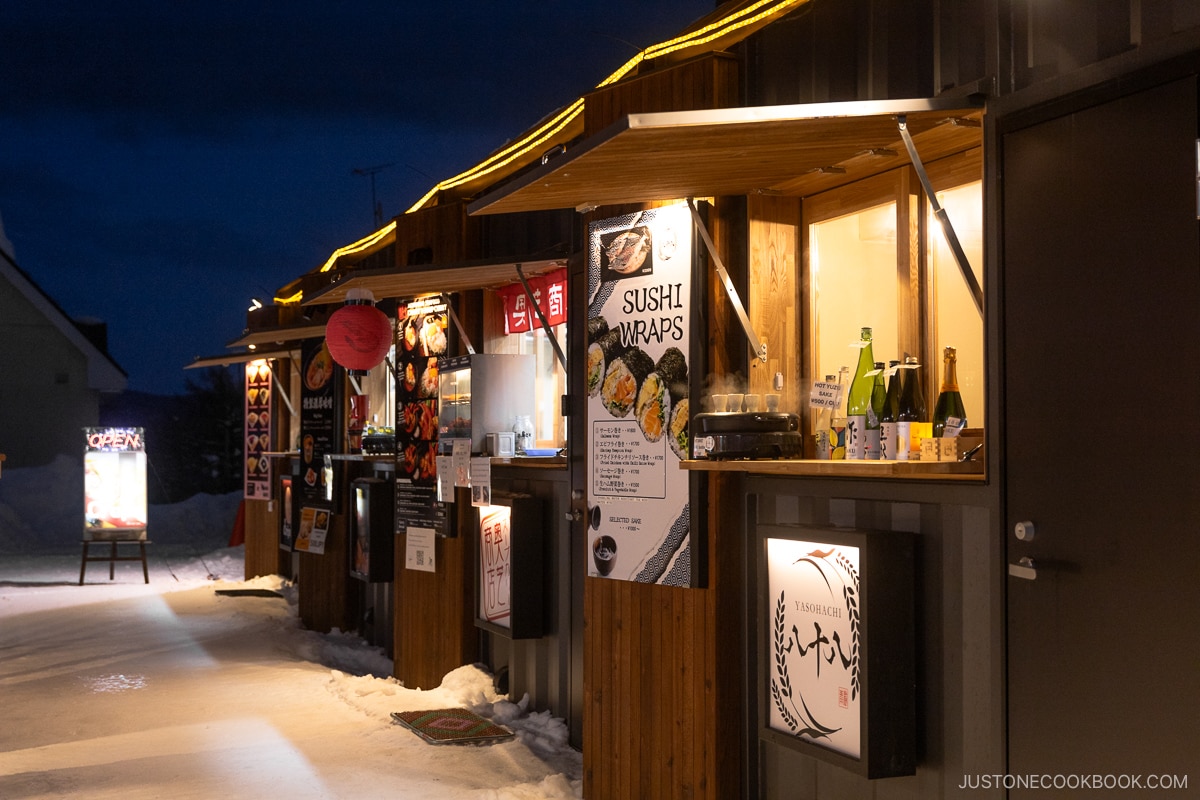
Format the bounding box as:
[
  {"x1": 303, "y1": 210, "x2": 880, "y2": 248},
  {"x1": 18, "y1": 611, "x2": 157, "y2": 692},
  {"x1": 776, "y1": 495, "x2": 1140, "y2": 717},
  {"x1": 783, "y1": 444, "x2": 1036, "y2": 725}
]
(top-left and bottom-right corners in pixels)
[
  {"x1": 300, "y1": 257, "x2": 568, "y2": 306},
  {"x1": 468, "y1": 97, "x2": 983, "y2": 215},
  {"x1": 185, "y1": 348, "x2": 295, "y2": 370},
  {"x1": 225, "y1": 323, "x2": 328, "y2": 349}
]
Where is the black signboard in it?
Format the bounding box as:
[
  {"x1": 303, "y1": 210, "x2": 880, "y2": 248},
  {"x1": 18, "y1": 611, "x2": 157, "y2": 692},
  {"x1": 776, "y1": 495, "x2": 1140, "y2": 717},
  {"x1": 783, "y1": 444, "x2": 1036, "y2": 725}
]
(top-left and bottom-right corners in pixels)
[
  {"x1": 299, "y1": 337, "x2": 342, "y2": 507},
  {"x1": 394, "y1": 296, "x2": 449, "y2": 536}
]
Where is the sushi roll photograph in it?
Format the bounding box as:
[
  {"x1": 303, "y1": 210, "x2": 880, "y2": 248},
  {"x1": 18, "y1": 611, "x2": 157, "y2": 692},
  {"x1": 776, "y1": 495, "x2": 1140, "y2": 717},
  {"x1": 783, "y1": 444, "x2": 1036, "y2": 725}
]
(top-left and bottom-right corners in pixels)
[
  {"x1": 587, "y1": 327, "x2": 625, "y2": 398},
  {"x1": 668, "y1": 397, "x2": 690, "y2": 459},
  {"x1": 587, "y1": 315, "x2": 609, "y2": 344},
  {"x1": 635, "y1": 347, "x2": 688, "y2": 443},
  {"x1": 601, "y1": 346, "x2": 654, "y2": 418}
]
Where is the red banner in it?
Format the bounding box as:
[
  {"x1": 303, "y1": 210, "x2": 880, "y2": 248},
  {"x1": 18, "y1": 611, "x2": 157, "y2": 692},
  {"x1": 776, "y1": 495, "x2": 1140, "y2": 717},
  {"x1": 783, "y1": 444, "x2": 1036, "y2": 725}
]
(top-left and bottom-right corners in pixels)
[{"x1": 499, "y1": 268, "x2": 567, "y2": 334}]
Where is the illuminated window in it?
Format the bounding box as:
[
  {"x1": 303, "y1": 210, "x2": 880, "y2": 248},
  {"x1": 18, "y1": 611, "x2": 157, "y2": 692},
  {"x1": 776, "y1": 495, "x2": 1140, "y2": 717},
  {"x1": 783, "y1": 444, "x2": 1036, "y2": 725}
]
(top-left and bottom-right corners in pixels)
[
  {"x1": 485, "y1": 293, "x2": 567, "y2": 449},
  {"x1": 803, "y1": 153, "x2": 984, "y2": 430}
]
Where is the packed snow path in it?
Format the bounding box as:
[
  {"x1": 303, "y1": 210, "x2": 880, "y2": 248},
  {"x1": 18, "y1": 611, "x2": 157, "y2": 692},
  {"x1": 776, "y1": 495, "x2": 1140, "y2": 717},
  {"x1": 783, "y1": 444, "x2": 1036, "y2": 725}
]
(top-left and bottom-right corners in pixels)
[{"x1": 0, "y1": 559, "x2": 580, "y2": 799}]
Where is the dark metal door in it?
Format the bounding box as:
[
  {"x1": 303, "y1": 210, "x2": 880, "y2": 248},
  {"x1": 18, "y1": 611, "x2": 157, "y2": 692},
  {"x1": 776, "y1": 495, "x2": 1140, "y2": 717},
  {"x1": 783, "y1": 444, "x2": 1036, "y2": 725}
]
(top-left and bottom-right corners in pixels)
[{"x1": 1003, "y1": 77, "x2": 1200, "y2": 794}]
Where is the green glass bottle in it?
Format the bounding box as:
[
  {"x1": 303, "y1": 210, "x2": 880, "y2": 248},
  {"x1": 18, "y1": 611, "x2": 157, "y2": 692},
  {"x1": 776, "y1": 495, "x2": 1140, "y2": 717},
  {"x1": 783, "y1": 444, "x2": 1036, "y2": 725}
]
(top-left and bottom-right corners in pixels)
[
  {"x1": 933, "y1": 346, "x2": 968, "y2": 437},
  {"x1": 845, "y1": 327, "x2": 875, "y2": 460},
  {"x1": 879, "y1": 360, "x2": 901, "y2": 459}
]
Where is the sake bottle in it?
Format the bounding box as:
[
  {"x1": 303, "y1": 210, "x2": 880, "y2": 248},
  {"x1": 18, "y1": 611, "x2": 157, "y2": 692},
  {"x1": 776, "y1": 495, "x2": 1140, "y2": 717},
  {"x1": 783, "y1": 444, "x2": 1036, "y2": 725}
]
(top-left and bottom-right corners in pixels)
[
  {"x1": 896, "y1": 355, "x2": 924, "y2": 461},
  {"x1": 814, "y1": 373, "x2": 838, "y2": 459},
  {"x1": 864, "y1": 362, "x2": 886, "y2": 460},
  {"x1": 845, "y1": 327, "x2": 875, "y2": 460},
  {"x1": 933, "y1": 346, "x2": 967, "y2": 438},
  {"x1": 879, "y1": 360, "x2": 901, "y2": 459}
]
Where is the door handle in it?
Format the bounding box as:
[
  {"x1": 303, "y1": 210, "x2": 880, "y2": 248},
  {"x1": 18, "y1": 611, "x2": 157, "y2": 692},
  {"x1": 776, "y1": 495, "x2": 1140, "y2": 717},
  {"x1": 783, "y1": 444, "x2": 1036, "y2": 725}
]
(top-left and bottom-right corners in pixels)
[{"x1": 1008, "y1": 556, "x2": 1037, "y2": 581}]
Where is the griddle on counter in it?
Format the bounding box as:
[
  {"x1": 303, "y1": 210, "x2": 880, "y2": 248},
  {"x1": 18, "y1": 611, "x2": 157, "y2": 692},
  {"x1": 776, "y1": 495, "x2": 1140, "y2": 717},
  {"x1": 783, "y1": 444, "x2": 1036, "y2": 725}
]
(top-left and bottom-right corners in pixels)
[{"x1": 693, "y1": 411, "x2": 804, "y2": 460}]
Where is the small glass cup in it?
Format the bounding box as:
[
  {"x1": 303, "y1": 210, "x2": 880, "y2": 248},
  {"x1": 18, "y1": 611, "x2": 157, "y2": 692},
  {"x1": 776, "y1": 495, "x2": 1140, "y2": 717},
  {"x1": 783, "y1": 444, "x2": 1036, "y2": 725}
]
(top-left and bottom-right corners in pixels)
[
  {"x1": 765, "y1": 393, "x2": 781, "y2": 412},
  {"x1": 726, "y1": 393, "x2": 744, "y2": 413},
  {"x1": 710, "y1": 394, "x2": 727, "y2": 413},
  {"x1": 743, "y1": 394, "x2": 761, "y2": 412}
]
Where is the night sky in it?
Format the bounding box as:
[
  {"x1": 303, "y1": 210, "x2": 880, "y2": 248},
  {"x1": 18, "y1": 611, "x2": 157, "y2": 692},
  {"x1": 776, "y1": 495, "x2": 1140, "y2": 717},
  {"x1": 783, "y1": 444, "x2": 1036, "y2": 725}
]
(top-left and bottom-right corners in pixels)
[{"x1": 0, "y1": 0, "x2": 717, "y2": 395}]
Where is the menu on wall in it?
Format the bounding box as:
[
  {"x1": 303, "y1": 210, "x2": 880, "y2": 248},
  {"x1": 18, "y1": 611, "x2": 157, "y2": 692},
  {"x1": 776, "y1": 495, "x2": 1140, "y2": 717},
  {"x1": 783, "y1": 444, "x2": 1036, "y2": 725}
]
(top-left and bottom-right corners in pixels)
[
  {"x1": 586, "y1": 203, "x2": 695, "y2": 586},
  {"x1": 244, "y1": 360, "x2": 273, "y2": 500},
  {"x1": 299, "y1": 338, "x2": 341, "y2": 507},
  {"x1": 394, "y1": 296, "x2": 449, "y2": 536}
]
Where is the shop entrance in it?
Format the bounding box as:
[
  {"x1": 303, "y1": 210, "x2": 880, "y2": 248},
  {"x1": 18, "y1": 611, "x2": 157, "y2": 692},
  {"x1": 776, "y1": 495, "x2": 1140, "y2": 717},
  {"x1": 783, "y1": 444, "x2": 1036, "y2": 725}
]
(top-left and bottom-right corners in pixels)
[{"x1": 1002, "y1": 76, "x2": 1200, "y2": 792}]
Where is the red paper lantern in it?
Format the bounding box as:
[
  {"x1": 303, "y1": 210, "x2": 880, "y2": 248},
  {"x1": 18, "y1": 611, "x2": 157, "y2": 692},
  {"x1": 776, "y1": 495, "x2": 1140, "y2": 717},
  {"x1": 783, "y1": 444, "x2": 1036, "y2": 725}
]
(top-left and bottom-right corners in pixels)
[{"x1": 325, "y1": 293, "x2": 393, "y2": 373}]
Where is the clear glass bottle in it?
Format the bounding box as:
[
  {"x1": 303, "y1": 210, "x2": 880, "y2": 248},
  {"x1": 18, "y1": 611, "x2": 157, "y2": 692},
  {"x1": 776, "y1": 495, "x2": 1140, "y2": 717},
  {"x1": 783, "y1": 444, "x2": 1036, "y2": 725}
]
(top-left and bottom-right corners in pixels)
[
  {"x1": 845, "y1": 327, "x2": 875, "y2": 460},
  {"x1": 933, "y1": 346, "x2": 967, "y2": 438},
  {"x1": 832, "y1": 366, "x2": 849, "y2": 460},
  {"x1": 512, "y1": 415, "x2": 534, "y2": 454},
  {"x1": 814, "y1": 373, "x2": 838, "y2": 459}
]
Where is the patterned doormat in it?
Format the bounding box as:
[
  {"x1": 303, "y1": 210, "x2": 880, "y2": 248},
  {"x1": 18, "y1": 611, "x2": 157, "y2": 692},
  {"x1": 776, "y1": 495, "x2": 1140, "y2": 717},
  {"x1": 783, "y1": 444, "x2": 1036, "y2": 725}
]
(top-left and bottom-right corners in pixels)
[{"x1": 390, "y1": 708, "x2": 515, "y2": 746}]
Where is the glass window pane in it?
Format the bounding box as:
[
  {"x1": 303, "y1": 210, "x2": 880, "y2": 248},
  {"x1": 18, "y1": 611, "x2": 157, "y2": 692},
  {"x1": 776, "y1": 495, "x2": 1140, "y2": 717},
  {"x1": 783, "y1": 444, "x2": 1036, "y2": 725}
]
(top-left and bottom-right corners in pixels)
[
  {"x1": 810, "y1": 201, "x2": 900, "y2": 379},
  {"x1": 929, "y1": 181, "x2": 984, "y2": 429}
]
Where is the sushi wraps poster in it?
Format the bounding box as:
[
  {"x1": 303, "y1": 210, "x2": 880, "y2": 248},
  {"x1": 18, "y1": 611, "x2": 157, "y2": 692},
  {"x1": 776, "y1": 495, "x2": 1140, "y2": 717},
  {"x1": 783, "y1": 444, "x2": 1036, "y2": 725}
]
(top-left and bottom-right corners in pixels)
[{"x1": 586, "y1": 203, "x2": 695, "y2": 586}]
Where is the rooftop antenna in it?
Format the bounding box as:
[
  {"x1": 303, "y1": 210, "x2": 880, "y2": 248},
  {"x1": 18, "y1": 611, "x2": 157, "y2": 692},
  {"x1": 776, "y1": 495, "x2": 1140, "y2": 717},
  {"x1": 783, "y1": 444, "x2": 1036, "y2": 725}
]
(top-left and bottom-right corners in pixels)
[{"x1": 352, "y1": 163, "x2": 394, "y2": 226}]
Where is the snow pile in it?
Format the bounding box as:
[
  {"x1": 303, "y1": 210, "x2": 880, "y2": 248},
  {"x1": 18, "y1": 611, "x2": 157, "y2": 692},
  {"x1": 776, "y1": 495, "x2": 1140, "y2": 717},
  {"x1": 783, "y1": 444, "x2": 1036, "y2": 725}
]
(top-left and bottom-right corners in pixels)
[{"x1": 0, "y1": 454, "x2": 241, "y2": 555}]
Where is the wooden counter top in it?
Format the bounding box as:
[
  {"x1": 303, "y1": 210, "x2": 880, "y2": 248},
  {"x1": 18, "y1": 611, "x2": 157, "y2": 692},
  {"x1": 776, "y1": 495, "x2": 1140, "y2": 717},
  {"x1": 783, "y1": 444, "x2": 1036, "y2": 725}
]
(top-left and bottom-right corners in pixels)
[{"x1": 681, "y1": 457, "x2": 984, "y2": 480}]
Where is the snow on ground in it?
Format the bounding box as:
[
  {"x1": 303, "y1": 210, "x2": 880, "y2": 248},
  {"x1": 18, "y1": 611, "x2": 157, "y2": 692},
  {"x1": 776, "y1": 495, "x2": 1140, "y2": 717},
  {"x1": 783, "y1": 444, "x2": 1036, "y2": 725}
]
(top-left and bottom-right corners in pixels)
[{"x1": 0, "y1": 459, "x2": 582, "y2": 799}]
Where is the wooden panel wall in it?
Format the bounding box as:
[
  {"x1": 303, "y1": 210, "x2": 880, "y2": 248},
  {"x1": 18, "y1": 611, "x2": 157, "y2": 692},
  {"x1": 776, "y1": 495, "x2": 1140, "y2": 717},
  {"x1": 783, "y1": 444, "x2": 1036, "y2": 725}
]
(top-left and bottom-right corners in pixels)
[
  {"x1": 583, "y1": 195, "x2": 748, "y2": 798},
  {"x1": 298, "y1": 513, "x2": 355, "y2": 634},
  {"x1": 393, "y1": 201, "x2": 480, "y2": 266},
  {"x1": 584, "y1": 52, "x2": 740, "y2": 136},
  {"x1": 747, "y1": 196, "x2": 801, "y2": 409},
  {"x1": 392, "y1": 493, "x2": 478, "y2": 690},
  {"x1": 242, "y1": 498, "x2": 282, "y2": 579}
]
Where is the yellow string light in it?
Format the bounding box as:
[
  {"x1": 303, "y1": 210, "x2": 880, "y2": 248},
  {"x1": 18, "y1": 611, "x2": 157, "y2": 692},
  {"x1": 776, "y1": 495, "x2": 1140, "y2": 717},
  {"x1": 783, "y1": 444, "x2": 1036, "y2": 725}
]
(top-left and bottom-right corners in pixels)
[
  {"x1": 291, "y1": 0, "x2": 809, "y2": 304},
  {"x1": 405, "y1": 0, "x2": 807, "y2": 213}
]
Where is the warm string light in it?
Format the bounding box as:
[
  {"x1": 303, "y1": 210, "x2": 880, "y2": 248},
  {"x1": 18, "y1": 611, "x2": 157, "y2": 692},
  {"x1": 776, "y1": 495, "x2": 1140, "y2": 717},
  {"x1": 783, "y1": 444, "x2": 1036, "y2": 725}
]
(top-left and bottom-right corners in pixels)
[
  {"x1": 288, "y1": 0, "x2": 810, "y2": 306},
  {"x1": 405, "y1": 0, "x2": 808, "y2": 214}
]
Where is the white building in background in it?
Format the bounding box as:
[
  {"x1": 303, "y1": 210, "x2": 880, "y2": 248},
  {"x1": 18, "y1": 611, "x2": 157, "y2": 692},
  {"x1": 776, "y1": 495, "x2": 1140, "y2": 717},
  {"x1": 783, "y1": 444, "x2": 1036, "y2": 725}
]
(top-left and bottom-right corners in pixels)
[{"x1": 0, "y1": 213, "x2": 126, "y2": 468}]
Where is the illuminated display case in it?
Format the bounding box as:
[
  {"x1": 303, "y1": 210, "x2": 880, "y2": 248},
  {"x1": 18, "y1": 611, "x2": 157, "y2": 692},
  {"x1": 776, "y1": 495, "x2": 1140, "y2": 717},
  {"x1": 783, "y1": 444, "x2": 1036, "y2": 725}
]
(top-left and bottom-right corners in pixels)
[{"x1": 438, "y1": 354, "x2": 536, "y2": 454}]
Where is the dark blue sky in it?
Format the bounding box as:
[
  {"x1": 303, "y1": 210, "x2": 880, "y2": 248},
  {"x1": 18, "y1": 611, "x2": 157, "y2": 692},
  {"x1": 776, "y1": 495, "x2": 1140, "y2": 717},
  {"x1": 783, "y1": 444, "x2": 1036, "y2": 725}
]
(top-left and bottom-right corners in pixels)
[{"x1": 0, "y1": 0, "x2": 716, "y2": 395}]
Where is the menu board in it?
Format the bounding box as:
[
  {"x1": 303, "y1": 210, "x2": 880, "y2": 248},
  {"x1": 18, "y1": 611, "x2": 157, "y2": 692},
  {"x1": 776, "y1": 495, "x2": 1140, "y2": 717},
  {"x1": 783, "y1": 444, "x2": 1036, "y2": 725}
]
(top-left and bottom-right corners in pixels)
[
  {"x1": 244, "y1": 360, "x2": 273, "y2": 500},
  {"x1": 586, "y1": 203, "x2": 695, "y2": 585},
  {"x1": 299, "y1": 338, "x2": 341, "y2": 506},
  {"x1": 394, "y1": 296, "x2": 449, "y2": 535}
]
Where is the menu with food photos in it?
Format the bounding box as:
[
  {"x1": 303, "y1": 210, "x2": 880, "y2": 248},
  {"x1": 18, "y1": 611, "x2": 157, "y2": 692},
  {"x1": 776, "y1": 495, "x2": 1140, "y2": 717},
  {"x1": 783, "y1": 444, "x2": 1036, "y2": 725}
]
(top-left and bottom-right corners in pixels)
[
  {"x1": 585, "y1": 203, "x2": 697, "y2": 586},
  {"x1": 299, "y1": 337, "x2": 342, "y2": 507},
  {"x1": 394, "y1": 296, "x2": 449, "y2": 536},
  {"x1": 244, "y1": 360, "x2": 273, "y2": 500}
]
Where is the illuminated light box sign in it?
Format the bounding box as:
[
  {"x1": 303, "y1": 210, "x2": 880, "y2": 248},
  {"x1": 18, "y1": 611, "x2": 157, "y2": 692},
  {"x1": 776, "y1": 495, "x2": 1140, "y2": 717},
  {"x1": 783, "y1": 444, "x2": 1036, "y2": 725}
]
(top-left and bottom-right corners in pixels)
[
  {"x1": 244, "y1": 359, "x2": 273, "y2": 501},
  {"x1": 760, "y1": 525, "x2": 915, "y2": 779},
  {"x1": 585, "y1": 202, "x2": 704, "y2": 587},
  {"x1": 83, "y1": 427, "x2": 148, "y2": 541},
  {"x1": 475, "y1": 495, "x2": 544, "y2": 640}
]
